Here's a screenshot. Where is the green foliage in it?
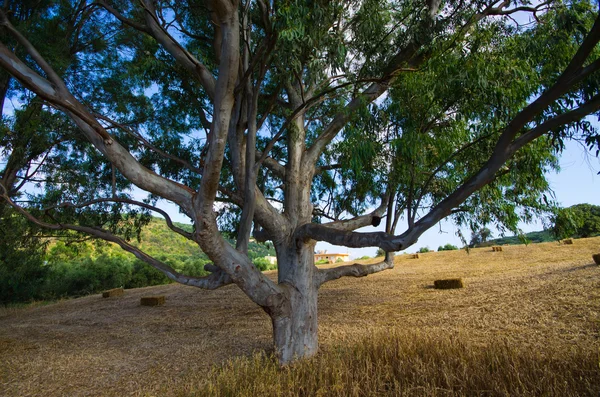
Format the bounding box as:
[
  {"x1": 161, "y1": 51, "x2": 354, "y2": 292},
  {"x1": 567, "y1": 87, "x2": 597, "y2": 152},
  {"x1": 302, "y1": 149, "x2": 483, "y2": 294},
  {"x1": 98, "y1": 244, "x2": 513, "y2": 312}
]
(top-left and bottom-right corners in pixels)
[
  {"x1": 551, "y1": 204, "x2": 600, "y2": 239},
  {"x1": 45, "y1": 254, "x2": 132, "y2": 298},
  {"x1": 0, "y1": 209, "x2": 48, "y2": 304},
  {"x1": 0, "y1": 217, "x2": 274, "y2": 303},
  {"x1": 366, "y1": 3, "x2": 600, "y2": 239},
  {"x1": 438, "y1": 244, "x2": 458, "y2": 251},
  {"x1": 356, "y1": 255, "x2": 371, "y2": 260},
  {"x1": 551, "y1": 207, "x2": 580, "y2": 240},
  {"x1": 46, "y1": 240, "x2": 94, "y2": 263},
  {"x1": 315, "y1": 259, "x2": 329, "y2": 265},
  {"x1": 178, "y1": 258, "x2": 211, "y2": 278},
  {"x1": 418, "y1": 247, "x2": 431, "y2": 253},
  {"x1": 126, "y1": 259, "x2": 170, "y2": 289},
  {"x1": 335, "y1": 258, "x2": 344, "y2": 263},
  {"x1": 252, "y1": 257, "x2": 277, "y2": 272},
  {"x1": 375, "y1": 248, "x2": 385, "y2": 257},
  {"x1": 247, "y1": 241, "x2": 276, "y2": 262}
]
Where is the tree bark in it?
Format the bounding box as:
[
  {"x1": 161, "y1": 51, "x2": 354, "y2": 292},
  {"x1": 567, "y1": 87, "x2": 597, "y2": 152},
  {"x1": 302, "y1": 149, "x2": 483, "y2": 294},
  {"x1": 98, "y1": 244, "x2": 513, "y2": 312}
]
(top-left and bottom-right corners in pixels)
[{"x1": 271, "y1": 239, "x2": 319, "y2": 364}]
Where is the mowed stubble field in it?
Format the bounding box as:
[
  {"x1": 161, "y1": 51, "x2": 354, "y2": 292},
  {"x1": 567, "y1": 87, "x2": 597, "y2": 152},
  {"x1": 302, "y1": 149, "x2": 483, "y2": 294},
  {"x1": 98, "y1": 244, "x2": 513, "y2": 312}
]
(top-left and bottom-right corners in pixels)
[{"x1": 1, "y1": 237, "x2": 599, "y2": 396}]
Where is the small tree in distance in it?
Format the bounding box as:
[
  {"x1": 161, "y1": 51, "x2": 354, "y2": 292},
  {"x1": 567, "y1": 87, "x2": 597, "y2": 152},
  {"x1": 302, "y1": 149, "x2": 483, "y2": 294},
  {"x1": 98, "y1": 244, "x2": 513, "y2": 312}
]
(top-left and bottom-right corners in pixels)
[
  {"x1": 1, "y1": 1, "x2": 599, "y2": 364},
  {"x1": 438, "y1": 244, "x2": 459, "y2": 251},
  {"x1": 470, "y1": 227, "x2": 493, "y2": 247}
]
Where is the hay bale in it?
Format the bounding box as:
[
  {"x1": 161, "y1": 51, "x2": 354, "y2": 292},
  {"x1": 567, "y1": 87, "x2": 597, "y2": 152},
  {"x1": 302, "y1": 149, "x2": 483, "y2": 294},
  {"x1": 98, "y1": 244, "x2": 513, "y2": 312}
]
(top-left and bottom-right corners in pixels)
[
  {"x1": 140, "y1": 296, "x2": 165, "y2": 306},
  {"x1": 563, "y1": 238, "x2": 574, "y2": 245},
  {"x1": 492, "y1": 246, "x2": 503, "y2": 252},
  {"x1": 102, "y1": 288, "x2": 124, "y2": 298},
  {"x1": 593, "y1": 254, "x2": 600, "y2": 265},
  {"x1": 434, "y1": 278, "x2": 464, "y2": 290}
]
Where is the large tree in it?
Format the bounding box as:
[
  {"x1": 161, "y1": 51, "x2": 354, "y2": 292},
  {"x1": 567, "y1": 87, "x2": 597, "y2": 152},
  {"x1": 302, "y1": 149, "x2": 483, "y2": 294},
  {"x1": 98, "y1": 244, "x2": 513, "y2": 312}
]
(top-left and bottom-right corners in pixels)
[{"x1": 1, "y1": 0, "x2": 599, "y2": 363}]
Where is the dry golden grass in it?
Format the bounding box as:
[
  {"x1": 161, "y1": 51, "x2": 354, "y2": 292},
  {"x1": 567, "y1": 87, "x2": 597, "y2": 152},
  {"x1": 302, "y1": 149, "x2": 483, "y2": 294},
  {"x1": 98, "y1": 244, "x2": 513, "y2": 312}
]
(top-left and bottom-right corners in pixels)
[
  {"x1": 102, "y1": 288, "x2": 124, "y2": 298},
  {"x1": 192, "y1": 330, "x2": 597, "y2": 397},
  {"x1": 1, "y1": 237, "x2": 599, "y2": 396}
]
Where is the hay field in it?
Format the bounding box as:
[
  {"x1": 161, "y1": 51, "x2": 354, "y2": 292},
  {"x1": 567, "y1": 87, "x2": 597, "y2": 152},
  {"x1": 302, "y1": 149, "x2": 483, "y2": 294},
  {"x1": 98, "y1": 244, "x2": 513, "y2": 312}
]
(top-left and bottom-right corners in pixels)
[{"x1": 1, "y1": 237, "x2": 599, "y2": 396}]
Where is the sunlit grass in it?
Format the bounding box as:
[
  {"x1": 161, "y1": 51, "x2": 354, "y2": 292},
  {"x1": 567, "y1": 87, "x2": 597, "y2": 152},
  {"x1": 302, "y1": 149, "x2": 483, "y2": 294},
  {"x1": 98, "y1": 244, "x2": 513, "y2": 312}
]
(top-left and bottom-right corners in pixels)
[{"x1": 184, "y1": 330, "x2": 598, "y2": 397}]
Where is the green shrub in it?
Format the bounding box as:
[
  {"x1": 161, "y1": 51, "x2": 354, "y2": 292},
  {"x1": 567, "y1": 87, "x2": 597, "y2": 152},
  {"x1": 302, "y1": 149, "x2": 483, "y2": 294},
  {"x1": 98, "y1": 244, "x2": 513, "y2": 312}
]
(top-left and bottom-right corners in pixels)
[
  {"x1": 92, "y1": 254, "x2": 133, "y2": 289},
  {"x1": 315, "y1": 259, "x2": 329, "y2": 265},
  {"x1": 1, "y1": 215, "x2": 278, "y2": 303},
  {"x1": 45, "y1": 254, "x2": 133, "y2": 298},
  {"x1": 552, "y1": 204, "x2": 600, "y2": 239},
  {"x1": 418, "y1": 247, "x2": 431, "y2": 253},
  {"x1": 438, "y1": 244, "x2": 459, "y2": 251},
  {"x1": 253, "y1": 257, "x2": 276, "y2": 271},
  {"x1": 178, "y1": 258, "x2": 210, "y2": 277},
  {"x1": 0, "y1": 209, "x2": 48, "y2": 304},
  {"x1": 46, "y1": 240, "x2": 93, "y2": 263},
  {"x1": 126, "y1": 259, "x2": 171, "y2": 289},
  {"x1": 44, "y1": 259, "x2": 96, "y2": 298},
  {"x1": 0, "y1": 247, "x2": 48, "y2": 304}
]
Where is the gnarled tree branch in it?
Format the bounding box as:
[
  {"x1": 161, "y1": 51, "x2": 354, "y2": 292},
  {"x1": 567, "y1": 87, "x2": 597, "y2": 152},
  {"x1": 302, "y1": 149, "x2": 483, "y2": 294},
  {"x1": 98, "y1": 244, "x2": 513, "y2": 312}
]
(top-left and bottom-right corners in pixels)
[
  {"x1": 297, "y1": 223, "x2": 406, "y2": 251},
  {"x1": 316, "y1": 257, "x2": 394, "y2": 287}
]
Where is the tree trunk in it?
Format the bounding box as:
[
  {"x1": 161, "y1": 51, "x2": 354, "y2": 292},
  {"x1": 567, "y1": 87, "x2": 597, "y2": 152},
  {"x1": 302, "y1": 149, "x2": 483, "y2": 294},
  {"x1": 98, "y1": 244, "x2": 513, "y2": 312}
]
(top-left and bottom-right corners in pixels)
[{"x1": 270, "y1": 239, "x2": 318, "y2": 364}]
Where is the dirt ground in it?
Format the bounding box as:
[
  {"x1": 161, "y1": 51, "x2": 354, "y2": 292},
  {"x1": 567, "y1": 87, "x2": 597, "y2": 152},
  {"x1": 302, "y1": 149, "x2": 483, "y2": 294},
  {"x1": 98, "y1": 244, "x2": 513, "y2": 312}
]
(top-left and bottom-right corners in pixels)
[{"x1": 1, "y1": 237, "x2": 599, "y2": 396}]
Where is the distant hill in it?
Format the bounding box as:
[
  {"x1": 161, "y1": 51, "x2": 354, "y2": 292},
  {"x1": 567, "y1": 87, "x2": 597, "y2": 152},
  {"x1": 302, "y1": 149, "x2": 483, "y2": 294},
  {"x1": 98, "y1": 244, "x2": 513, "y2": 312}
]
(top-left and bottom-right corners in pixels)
[
  {"x1": 46, "y1": 217, "x2": 275, "y2": 262},
  {"x1": 134, "y1": 218, "x2": 275, "y2": 260},
  {"x1": 479, "y1": 230, "x2": 554, "y2": 247},
  {"x1": 115, "y1": 217, "x2": 275, "y2": 261}
]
